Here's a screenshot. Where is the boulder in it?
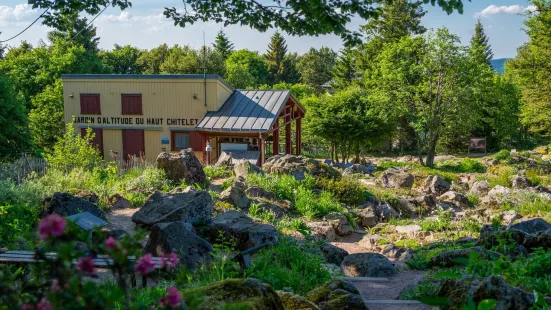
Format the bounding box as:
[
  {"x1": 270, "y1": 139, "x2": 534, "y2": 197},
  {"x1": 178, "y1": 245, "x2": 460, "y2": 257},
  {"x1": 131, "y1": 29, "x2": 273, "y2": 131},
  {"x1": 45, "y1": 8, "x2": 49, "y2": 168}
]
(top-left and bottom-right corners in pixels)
[
  {"x1": 501, "y1": 210, "x2": 522, "y2": 226},
  {"x1": 73, "y1": 190, "x2": 99, "y2": 204},
  {"x1": 109, "y1": 194, "x2": 132, "y2": 209},
  {"x1": 417, "y1": 194, "x2": 437, "y2": 209},
  {"x1": 381, "y1": 168, "x2": 414, "y2": 188},
  {"x1": 156, "y1": 150, "x2": 206, "y2": 184},
  {"x1": 323, "y1": 212, "x2": 353, "y2": 236},
  {"x1": 219, "y1": 186, "x2": 250, "y2": 210},
  {"x1": 42, "y1": 192, "x2": 106, "y2": 220},
  {"x1": 483, "y1": 185, "x2": 511, "y2": 206},
  {"x1": 509, "y1": 218, "x2": 551, "y2": 234},
  {"x1": 144, "y1": 221, "x2": 213, "y2": 271},
  {"x1": 306, "y1": 279, "x2": 367, "y2": 310},
  {"x1": 421, "y1": 175, "x2": 451, "y2": 195},
  {"x1": 254, "y1": 201, "x2": 288, "y2": 219},
  {"x1": 307, "y1": 222, "x2": 336, "y2": 242},
  {"x1": 131, "y1": 188, "x2": 213, "y2": 226},
  {"x1": 470, "y1": 181, "x2": 490, "y2": 197},
  {"x1": 355, "y1": 207, "x2": 378, "y2": 227},
  {"x1": 185, "y1": 278, "x2": 284, "y2": 309},
  {"x1": 377, "y1": 203, "x2": 399, "y2": 221},
  {"x1": 263, "y1": 154, "x2": 341, "y2": 179},
  {"x1": 342, "y1": 164, "x2": 370, "y2": 176},
  {"x1": 429, "y1": 246, "x2": 498, "y2": 268},
  {"x1": 358, "y1": 234, "x2": 382, "y2": 250},
  {"x1": 341, "y1": 253, "x2": 396, "y2": 277},
  {"x1": 395, "y1": 224, "x2": 422, "y2": 236},
  {"x1": 208, "y1": 210, "x2": 279, "y2": 250},
  {"x1": 234, "y1": 161, "x2": 263, "y2": 179},
  {"x1": 512, "y1": 175, "x2": 532, "y2": 189},
  {"x1": 472, "y1": 276, "x2": 536, "y2": 310},
  {"x1": 438, "y1": 191, "x2": 469, "y2": 209},
  {"x1": 479, "y1": 224, "x2": 551, "y2": 251},
  {"x1": 277, "y1": 291, "x2": 319, "y2": 310},
  {"x1": 320, "y1": 243, "x2": 349, "y2": 265},
  {"x1": 382, "y1": 244, "x2": 414, "y2": 261},
  {"x1": 245, "y1": 186, "x2": 276, "y2": 200}
]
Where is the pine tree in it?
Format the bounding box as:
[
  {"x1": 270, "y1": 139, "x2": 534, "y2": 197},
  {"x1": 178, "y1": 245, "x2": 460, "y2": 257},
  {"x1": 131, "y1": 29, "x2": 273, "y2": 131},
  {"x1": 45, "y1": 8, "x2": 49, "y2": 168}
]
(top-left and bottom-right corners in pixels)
[
  {"x1": 331, "y1": 47, "x2": 357, "y2": 90},
  {"x1": 265, "y1": 32, "x2": 288, "y2": 85},
  {"x1": 361, "y1": 0, "x2": 426, "y2": 42},
  {"x1": 47, "y1": 14, "x2": 100, "y2": 52},
  {"x1": 469, "y1": 20, "x2": 493, "y2": 65},
  {"x1": 212, "y1": 30, "x2": 234, "y2": 60}
]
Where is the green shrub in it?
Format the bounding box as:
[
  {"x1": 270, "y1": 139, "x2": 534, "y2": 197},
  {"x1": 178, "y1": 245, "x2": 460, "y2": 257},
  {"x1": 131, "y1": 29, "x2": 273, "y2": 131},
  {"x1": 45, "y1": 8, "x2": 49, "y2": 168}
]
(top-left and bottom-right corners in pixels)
[
  {"x1": 436, "y1": 158, "x2": 485, "y2": 173},
  {"x1": 0, "y1": 179, "x2": 43, "y2": 207},
  {"x1": 316, "y1": 177, "x2": 365, "y2": 205},
  {"x1": 406, "y1": 240, "x2": 476, "y2": 270},
  {"x1": 247, "y1": 173, "x2": 315, "y2": 201},
  {"x1": 0, "y1": 204, "x2": 38, "y2": 248},
  {"x1": 494, "y1": 149, "x2": 511, "y2": 161},
  {"x1": 276, "y1": 217, "x2": 311, "y2": 236},
  {"x1": 204, "y1": 165, "x2": 232, "y2": 180},
  {"x1": 294, "y1": 188, "x2": 344, "y2": 219},
  {"x1": 485, "y1": 165, "x2": 516, "y2": 188},
  {"x1": 245, "y1": 239, "x2": 331, "y2": 295},
  {"x1": 46, "y1": 123, "x2": 103, "y2": 172},
  {"x1": 525, "y1": 169, "x2": 543, "y2": 186}
]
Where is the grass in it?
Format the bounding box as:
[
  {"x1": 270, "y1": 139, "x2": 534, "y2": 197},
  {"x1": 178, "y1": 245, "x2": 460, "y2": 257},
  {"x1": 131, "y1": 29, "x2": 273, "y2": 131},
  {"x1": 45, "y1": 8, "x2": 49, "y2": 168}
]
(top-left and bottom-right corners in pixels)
[
  {"x1": 406, "y1": 240, "x2": 477, "y2": 270},
  {"x1": 294, "y1": 188, "x2": 344, "y2": 219},
  {"x1": 435, "y1": 158, "x2": 486, "y2": 173},
  {"x1": 204, "y1": 165, "x2": 232, "y2": 180},
  {"x1": 484, "y1": 165, "x2": 516, "y2": 188}
]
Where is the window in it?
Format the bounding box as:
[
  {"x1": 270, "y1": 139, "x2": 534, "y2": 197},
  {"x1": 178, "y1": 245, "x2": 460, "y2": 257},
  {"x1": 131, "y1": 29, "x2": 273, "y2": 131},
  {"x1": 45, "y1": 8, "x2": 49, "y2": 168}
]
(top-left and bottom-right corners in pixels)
[
  {"x1": 171, "y1": 132, "x2": 190, "y2": 151},
  {"x1": 122, "y1": 94, "x2": 143, "y2": 115},
  {"x1": 80, "y1": 94, "x2": 101, "y2": 115}
]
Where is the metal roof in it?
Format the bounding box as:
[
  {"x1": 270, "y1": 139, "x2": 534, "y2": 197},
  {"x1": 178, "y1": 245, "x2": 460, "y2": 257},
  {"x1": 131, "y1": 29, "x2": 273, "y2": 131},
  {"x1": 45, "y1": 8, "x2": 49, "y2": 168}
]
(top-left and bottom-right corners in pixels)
[
  {"x1": 195, "y1": 90, "x2": 294, "y2": 132},
  {"x1": 61, "y1": 74, "x2": 233, "y2": 90}
]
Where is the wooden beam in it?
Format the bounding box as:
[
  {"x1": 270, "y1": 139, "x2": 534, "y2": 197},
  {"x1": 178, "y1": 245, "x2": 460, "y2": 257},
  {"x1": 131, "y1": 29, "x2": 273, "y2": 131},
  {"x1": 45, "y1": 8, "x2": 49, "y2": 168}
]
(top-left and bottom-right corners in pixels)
[
  {"x1": 296, "y1": 117, "x2": 302, "y2": 155},
  {"x1": 273, "y1": 118, "x2": 279, "y2": 156},
  {"x1": 285, "y1": 122, "x2": 291, "y2": 154}
]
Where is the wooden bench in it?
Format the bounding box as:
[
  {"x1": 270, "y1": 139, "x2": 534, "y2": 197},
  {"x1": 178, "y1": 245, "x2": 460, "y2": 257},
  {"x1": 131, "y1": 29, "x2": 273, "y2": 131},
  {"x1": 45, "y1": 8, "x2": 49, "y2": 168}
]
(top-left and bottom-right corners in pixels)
[{"x1": 0, "y1": 250, "x2": 164, "y2": 288}]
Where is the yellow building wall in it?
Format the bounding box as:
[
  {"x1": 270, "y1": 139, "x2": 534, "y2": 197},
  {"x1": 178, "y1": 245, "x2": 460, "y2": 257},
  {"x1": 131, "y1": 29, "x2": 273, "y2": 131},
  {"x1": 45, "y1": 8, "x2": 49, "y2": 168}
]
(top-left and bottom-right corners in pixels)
[{"x1": 63, "y1": 77, "x2": 233, "y2": 162}]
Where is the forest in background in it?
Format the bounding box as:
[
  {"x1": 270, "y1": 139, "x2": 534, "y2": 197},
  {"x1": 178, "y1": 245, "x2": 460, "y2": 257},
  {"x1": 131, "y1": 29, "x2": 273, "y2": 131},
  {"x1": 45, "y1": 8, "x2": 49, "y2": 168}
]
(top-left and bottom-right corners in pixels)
[{"x1": 1, "y1": 0, "x2": 550, "y2": 167}]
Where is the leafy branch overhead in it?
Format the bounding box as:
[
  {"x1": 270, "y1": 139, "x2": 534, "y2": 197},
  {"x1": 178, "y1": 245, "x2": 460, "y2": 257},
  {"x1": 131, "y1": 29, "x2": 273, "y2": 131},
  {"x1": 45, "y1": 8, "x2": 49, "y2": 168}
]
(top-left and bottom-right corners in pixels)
[{"x1": 28, "y1": 0, "x2": 468, "y2": 45}]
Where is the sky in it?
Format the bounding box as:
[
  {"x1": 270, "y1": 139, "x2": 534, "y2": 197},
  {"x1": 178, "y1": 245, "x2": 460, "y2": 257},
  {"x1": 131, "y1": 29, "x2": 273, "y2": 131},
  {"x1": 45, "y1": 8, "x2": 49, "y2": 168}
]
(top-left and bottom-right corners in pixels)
[{"x1": 0, "y1": 0, "x2": 536, "y2": 59}]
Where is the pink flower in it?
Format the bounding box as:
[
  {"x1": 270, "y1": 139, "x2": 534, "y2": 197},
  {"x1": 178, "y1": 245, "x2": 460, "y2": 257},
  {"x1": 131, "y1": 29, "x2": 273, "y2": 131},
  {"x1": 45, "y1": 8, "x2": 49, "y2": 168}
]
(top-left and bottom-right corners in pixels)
[
  {"x1": 50, "y1": 279, "x2": 60, "y2": 293},
  {"x1": 159, "y1": 287, "x2": 182, "y2": 309},
  {"x1": 77, "y1": 256, "x2": 95, "y2": 275},
  {"x1": 38, "y1": 214, "x2": 66, "y2": 240},
  {"x1": 160, "y1": 252, "x2": 180, "y2": 270},
  {"x1": 105, "y1": 236, "x2": 118, "y2": 250},
  {"x1": 36, "y1": 298, "x2": 52, "y2": 310},
  {"x1": 134, "y1": 254, "x2": 155, "y2": 275}
]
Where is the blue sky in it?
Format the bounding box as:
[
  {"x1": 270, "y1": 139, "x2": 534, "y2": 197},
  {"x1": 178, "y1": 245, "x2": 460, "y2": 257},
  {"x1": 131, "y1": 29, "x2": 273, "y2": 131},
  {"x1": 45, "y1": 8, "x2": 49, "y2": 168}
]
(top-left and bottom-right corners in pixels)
[{"x1": 0, "y1": 0, "x2": 535, "y2": 58}]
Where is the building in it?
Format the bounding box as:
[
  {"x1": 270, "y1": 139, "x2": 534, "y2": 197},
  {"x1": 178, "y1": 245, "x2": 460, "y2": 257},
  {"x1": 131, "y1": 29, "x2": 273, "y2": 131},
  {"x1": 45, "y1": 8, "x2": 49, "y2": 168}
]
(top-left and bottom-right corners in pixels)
[{"x1": 62, "y1": 74, "x2": 305, "y2": 166}]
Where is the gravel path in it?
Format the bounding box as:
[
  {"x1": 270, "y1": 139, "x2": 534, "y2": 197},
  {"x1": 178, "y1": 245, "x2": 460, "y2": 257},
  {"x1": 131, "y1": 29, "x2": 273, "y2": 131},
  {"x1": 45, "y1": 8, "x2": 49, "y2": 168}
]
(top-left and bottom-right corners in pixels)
[{"x1": 105, "y1": 208, "x2": 140, "y2": 234}]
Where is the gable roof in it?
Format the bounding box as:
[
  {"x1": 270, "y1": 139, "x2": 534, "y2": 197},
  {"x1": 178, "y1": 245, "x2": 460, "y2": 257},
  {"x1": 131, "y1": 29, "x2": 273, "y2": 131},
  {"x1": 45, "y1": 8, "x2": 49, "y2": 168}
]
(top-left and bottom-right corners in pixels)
[{"x1": 195, "y1": 89, "x2": 303, "y2": 133}]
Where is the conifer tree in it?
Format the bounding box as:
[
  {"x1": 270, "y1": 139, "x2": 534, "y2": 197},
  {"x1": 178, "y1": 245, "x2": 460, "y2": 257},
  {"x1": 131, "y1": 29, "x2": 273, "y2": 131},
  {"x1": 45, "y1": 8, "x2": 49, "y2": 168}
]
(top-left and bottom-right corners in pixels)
[
  {"x1": 265, "y1": 32, "x2": 288, "y2": 85},
  {"x1": 212, "y1": 30, "x2": 234, "y2": 60},
  {"x1": 469, "y1": 20, "x2": 493, "y2": 65},
  {"x1": 331, "y1": 46, "x2": 357, "y2": 90}
]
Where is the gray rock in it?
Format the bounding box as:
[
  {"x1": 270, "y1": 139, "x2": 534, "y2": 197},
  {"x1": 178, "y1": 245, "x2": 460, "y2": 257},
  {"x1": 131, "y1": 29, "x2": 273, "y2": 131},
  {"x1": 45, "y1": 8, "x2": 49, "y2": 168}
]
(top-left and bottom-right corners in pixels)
[
  {"x1": 422, "y1": 175, "x2": 451, "y2": 195},
  {"x1": 343, "y1": 164, "x2": 370, "y2": 176},
  {"x1": 245, "y1": 186, "x2": 276, "y2": 200},
  {"x1": 358, "y1": 234, "x2": 382, "y2": 250},
  {"x1": 306, "y1": 279, "x2": 367, "y2": 310},
  {"x1": 417, "y1": 194, "x2": 437, "y2": 208},
  {"x1": 131, "y1": 188, "x2": 213, "y2": 226},
  {"x1": 512, "y1": 175, "x2": 532, "y2": 189},
  {"x1": 320, "y1": 243, "x2": 349, "y2": 265},
  {"x1": 395, "y1": 224, "x2": 422, "y2": 235},
  {"x1": 323, "y1": 212, "x2": 353, "y2": 236},
  {"x1": 429, "y1": 246, "x2": 498, "y2": 268},
  {"x1": 145, "y1": 221, "x2": 213, "y2": 271},
  {"x1": 479, "y1": 225, "x2": 551, "y2": 251},
  {"x1": 381, "y1": 168, "x2": 414, "y2": 188},
  {"x1": 382, "y1": 244, "x2": 414, "y2": 261},
  {"x1": 219, "y1": 186, "x2": 250, "y2": 210},
  {"x1": 234, "y1": 161, "x2": 263, "y2": 179},
  {"x1": 341, "y1": 253, "x2": 396, "y2": 277},
  {"x1": 509, "y1": 218, "x2": 551, "y2": 234},
  {"x1": 438, "y1": 191, "x2": 469, "y2": 209},
  {"x1": 470, "y1": 180, "x2": 490, "y2": 197},
  {"x1": 263, "y1": 154, "x2": 341, "y2": 179},
  {"x1": 378, "y1": 203, "x2": 399, "y2": 221},
  {"x1": 43, "y1": 192, "x2": 106, "y2": 220},
  {"x1": 109, "y1": 194, "x2": 132, "y2": 209},
  {"x1": 483, "y1": 185, "x2": 511, "y2": 206},
  {"x1": 473, "y1": 276, "x2": 536, "y2": 310},
  {"x1": 356, "y1": 207, "x2": 378, "y2": 227},
  {"x1": 156, "y1": 150, "x2": 206, "y2": 184},
  {"x1": 278, "y1": 291, "x2": 319, "y2": 310},
  {"x1": 308, "y1": 222, "x2": 336, "y2": 242},
  {"x1": 501, "y1": 210, "x2": 522, "y2": 226},
  {"x1": 208, "y1": 210, "x2": 279, "y2": 250},
  {"x1": 73, "y1": 190, "x2": 99, "y2": 204},
  {"x1": 255, "y1": 201, "x2": 288, "y2": 219}
]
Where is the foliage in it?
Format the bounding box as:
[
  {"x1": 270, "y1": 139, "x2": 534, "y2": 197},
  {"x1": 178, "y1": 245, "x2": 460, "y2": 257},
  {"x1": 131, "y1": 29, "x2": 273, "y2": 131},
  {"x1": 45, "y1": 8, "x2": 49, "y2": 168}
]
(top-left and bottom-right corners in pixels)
[
  {"x1": 331, "y1": 47, "x2": 358, "y2": 90},
  {"x1": 316, "y1": 177, "x2": 365, "y2": 206},
  {"x1": 493, "y1": 149, "x2": 511, "y2": 161},
  {"x1": 245, "y1": 238, "x2": 331, "y2": 295},
  {"x1": 0, "y1": 76, "x2": 30, "y2": 161},
  {"x1": 469, "y1": 20, "x2": 493, "y2": 66},
  {"x1": 435, "y1": 158, "x2": 486, "y2": 173},
  {"x1": 28, "y1": 79, "x2": 65, "y2": 151},
  {"x1": 47, "y1": 14, "x2": 100, "y2": 52},
  {"x1": 485, "y1": 165, "x2": 516, "y2": 188},
  {"x1": 204, "y1": 165, "x2": 232, "y2": 180},
  {"x1": 212, "y1": 30, "x2": 234, "y2": 60},
  {"x1": 265, "y1": 32, "x2": 289, "y2": 85},
  {"x1": 298, "y1": 47, "x2": 337, "y2": 92},
  {"x1": 0, "y1": 204, "x2": 39, "y2": 248},
  {"x1": 46, "y1": 123, "x2": 103, "y2": 172},
  {"x1": 361, "y1": 0, "x2": 426, "y2": 42},
  {"x1": 224, "y1": 49, "x2": 269, "y2": 88},
  {"x1": 294, "y1": 188, "x2": 344, "y2": 219},
  {"x1": 100, "y1": 44, "x2": 144, "y2": 74}
]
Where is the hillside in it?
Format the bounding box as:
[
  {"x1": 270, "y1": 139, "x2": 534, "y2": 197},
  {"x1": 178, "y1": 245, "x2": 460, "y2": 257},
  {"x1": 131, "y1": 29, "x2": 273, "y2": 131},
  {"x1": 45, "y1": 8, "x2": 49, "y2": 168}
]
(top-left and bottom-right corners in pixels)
[{"x1": 490, "y1": 58, "x2": 511, "y2": 74}]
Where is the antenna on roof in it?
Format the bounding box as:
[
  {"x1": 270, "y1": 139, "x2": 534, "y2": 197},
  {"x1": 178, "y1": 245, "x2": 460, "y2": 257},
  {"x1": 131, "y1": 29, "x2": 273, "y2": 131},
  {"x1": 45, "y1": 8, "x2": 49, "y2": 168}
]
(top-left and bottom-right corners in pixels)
[{"x1": 203, "y1": 30, "x2": 207, "y2": 107}]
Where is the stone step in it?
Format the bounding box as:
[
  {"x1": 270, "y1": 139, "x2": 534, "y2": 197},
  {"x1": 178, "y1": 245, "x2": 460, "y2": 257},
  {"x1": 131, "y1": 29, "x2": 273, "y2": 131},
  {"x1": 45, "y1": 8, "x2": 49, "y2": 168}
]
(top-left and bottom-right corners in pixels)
[
  {"x1": 364, "y1": 300, "x2": 423, "y2": 305},
  {"x1": 336, "y1": 276, "x2": 389, "y2": 282}
]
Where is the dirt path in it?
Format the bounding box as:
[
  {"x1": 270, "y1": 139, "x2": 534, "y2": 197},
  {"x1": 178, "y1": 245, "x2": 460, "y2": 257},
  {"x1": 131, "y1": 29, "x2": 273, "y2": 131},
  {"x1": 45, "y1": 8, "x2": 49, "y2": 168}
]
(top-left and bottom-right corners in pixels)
[{"x1": 105, "y1": 208, "x2": 139, "y2": 235}]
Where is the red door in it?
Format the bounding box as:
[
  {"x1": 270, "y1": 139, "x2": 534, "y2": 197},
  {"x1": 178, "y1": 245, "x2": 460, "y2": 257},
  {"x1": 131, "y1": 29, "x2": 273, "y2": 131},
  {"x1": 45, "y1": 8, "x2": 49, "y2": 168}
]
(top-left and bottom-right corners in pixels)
[
  {"x1": 122, "y1": 130, "x2": 145, "y2": 161},
  {"x1": 81, "y1": 128, "x2": 104, "y2": 158}
]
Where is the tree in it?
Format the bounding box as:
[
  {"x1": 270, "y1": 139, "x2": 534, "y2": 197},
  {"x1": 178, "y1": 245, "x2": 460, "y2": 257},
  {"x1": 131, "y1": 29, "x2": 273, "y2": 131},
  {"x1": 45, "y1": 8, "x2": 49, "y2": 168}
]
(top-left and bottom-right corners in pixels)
[
  {"x1": 46, "y1": 122, "x2": 102, "y2": 171},
  {"x1": 136, "y1": 44, "x2": 170, "y2": 74},
  {"x1": 29, "y1": 0, "x2": 466, "y2": 46},
  {"x1": 0, "y1": 76, "x2": 30, "y2": 161},
  {"x1": 213, "y1": 30, "x2": 234, "y2": 60},
  {"x1": 361, "y1": 0, "x2": 426, "y2": 42},
  {"x1": 100, "y1": 44, "x2": 144, "y2": 74},
  {"x1": 160, "y1": 45, "x2": 201, "y2": 74},
  {"x1": 298, "y1": 47, "x2": 337, "y2": 93},
  {"x1": 370, "y1": 28, "x2": 475, "y2": 167},
  {"x1": 507, "y1": 0, "x2": 551, "y2": 137},
  {"x1": 282, "y1": 53, "x2": 301, "y2": 84},
  {"x1": 28, "y1": 80, "x2": 64, "y2": 150},
  {"x1": 224, "y1": 49, "x2": 269, "y2": 88},
  {"x1": 331, "y1": 47, "x2": 358, "y2": 90},
  {"x1": 469, "y1": 19, "x2": 493, "y2": 65},
  {"x1": 265, "y1": 32, "x2": 288, "y2": 85},
  {"x1": 47, "y1": 14, "x2": 100, "y2": 52},
  {"x1": 201, "y1": 47, "x2": 227, "y2": 77}
]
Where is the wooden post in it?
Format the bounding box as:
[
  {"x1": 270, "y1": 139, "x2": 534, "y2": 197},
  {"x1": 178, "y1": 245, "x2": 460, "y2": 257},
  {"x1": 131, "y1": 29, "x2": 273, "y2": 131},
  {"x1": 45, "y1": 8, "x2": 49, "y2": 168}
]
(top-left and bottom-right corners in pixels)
[
  {"x1": 273, "y1": 119, "x2": 279, "y2": 156},
  {"x1": 285, "y1": 122, "x2": 292, "y2": 154},
  {"x1": 296, "y1": 117, "x2": 302, "y2": 155},
  {"x1": 259, "y1": 134, "x2": 265, "y2": 167}
]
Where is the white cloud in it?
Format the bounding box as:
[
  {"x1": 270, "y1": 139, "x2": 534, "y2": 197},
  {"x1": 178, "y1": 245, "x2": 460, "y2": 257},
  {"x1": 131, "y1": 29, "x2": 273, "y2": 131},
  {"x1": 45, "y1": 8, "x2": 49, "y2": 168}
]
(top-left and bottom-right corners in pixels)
[
  {"x1": 0, "y1": 4, "x2": 39, "y2": 25},
  {"x1": 99, "y1": 11, "x2": 171, "y2": 31},
  {"x1": 475, "y1": 4, "x2": 536, "y2": 18}
]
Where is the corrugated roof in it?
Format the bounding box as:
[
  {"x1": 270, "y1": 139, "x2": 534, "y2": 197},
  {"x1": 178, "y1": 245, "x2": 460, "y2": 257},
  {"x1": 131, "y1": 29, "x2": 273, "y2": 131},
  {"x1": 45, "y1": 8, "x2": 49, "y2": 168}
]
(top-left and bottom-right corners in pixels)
[
  {"x1": 196, "y1": 90, "x2": 291, "y2": 132},
  {"x1": 61, "y1": 74, "x2": 234, "y2": 90}
]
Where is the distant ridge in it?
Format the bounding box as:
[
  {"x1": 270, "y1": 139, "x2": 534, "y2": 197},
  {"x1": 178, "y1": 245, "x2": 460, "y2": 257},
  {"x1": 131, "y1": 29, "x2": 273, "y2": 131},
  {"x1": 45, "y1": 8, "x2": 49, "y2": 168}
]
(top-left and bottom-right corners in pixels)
[{"x1": 490, "y1": 58, "x2": 511, "y2": 74}]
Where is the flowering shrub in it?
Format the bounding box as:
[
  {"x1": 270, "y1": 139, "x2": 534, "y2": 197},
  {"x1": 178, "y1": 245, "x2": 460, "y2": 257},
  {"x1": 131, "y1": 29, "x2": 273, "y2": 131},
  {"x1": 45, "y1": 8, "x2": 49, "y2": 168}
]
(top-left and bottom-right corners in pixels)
[{"x1": 0, "y1": 214, "x2": 187, "y2": 309}]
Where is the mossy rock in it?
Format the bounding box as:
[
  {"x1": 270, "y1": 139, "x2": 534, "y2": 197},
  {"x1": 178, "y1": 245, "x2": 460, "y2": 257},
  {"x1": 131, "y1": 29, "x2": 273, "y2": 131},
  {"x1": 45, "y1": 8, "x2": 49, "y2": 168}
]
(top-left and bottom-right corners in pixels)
[
  {"x1": 305, "y1": 279, "x2": 367, "y2": 310},
  {"x1": 277, "y1": 291, "x2": 319, "y2": 310},
  {"x1": 306, "y1": 279, "x2": 359, "y2": 304},
  {"x1": 318, "y1": 291, "x2": 366, "y2": 310},
  {"x1": 184, "y1": 278, "x2": 284, "y2": 310}
]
